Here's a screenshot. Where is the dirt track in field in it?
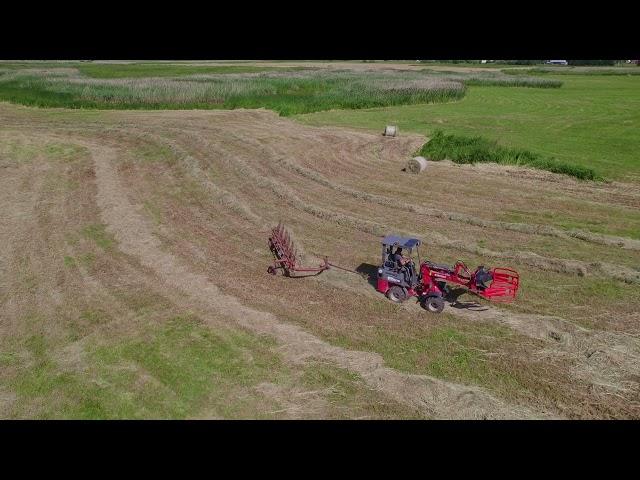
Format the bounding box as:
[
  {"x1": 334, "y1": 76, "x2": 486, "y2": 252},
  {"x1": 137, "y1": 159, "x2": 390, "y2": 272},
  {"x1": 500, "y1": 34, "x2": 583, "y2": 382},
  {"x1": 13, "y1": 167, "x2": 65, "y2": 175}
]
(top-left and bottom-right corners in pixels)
[{"x1": 1, "y1": 104, "x2": 639, "y2": 418}]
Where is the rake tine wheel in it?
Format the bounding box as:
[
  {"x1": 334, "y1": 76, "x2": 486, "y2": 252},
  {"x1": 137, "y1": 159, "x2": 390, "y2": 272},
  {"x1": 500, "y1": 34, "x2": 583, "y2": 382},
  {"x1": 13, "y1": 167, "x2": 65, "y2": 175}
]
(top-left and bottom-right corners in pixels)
[{"x1": 267, "y1": 223, "x2": 330, "y2": 277}]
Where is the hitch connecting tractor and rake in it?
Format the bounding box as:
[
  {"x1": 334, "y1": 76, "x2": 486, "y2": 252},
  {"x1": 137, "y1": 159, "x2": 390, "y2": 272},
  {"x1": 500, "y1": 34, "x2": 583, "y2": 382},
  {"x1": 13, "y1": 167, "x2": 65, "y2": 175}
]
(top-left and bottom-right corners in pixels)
[{"x1": 267, "y1": 224, "x2": 519, "y2": 313}]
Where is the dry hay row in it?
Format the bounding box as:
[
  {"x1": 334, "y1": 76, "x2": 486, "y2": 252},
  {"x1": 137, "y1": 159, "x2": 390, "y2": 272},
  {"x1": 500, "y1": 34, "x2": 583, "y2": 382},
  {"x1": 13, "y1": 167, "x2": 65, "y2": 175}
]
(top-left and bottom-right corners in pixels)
[
  {"x1": 0, "y1": 122, "x2": 265, "y2": 229},
  {"x1": 84, "y1": 139, "x2": 544, "y2": 419},
  {"x1": 444, "y1": 301, "x2": 640, "y2": 399},
  {"x1": 93, "y1": 131, "x2": 640, "y2": 413},
  {"x1": 35, "y1": 123, "x2": 640, "y2": 285},
  {"x1": 18, "y1": 126, "x2": 273, "y2": 266},
  {"x1": 451, "y1": 241, "x2": 640, "y2": 285},
  {"x1": 103, "y1": 126, "x2": 267, "y2": 228},
  {"x1": 165, "y1": 111, "x2": 420, "y2": 176},
  {"x1": 468, "y1": 162, "x2": 640, "y2": 209},
  {"x1": 111, "y1": 126, "x2": 315, "y2": 263},
  {"x1": 192, "y1": 134, "x2": 639, "y2": 284},
  {"x1": 269, "y1": 153, "x2": 640, "y2": 251},
  {"x1": 55, "y1": 132, "x2": 640, "y2": 401}
]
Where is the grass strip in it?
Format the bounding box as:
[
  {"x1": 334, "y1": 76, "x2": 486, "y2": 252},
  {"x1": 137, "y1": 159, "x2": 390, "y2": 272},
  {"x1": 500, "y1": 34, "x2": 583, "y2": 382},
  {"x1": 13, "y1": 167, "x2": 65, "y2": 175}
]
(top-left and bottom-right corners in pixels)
[{"x1": 419, "y1": 130, "x2": 602, "y2": 181}]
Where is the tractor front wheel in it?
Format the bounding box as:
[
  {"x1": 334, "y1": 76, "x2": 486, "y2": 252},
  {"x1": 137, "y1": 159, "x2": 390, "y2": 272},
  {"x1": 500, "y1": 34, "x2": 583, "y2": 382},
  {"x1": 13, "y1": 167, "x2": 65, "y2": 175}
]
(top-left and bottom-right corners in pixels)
[
  {"x1": 423, "y1": 296, "x2": 445, "y2": 313},
  {"x1": 386, "y1": 286, "x2": 407, "y2": 303}
]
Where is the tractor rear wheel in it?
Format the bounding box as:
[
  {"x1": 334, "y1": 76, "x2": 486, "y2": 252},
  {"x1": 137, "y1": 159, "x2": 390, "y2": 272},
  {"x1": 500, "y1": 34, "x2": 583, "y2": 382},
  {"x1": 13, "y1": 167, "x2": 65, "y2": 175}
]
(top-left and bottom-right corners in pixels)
[
  {"x1": 386, "y1": 286, "x2": 407, "y2": 303},
  {"x1": 423, "y1": 296, "x2": 445, "y2": 313}
]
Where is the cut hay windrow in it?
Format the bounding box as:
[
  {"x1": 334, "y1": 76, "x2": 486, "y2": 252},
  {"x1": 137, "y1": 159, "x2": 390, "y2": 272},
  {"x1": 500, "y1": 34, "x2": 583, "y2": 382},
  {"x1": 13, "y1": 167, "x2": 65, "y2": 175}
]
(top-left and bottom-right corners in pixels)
[
  {"x1": 412, "y1": 231, "x2": 640, "y2": 284},
  {"x1": 271, "y1": 154, "x2": 640, "y2": 251},
  {"x1": 6, "y1": 101, "x2": 640, "y2": 420},
  {"x1": 108, "y1": 127, "x2": 265, "y2": 226},
  {"x1": 189, "y1": 139, "x2": 640, "y2": 285},
  {"x1": 79, "y1": 114, "x2": 638, "y2": 287},
  {"x1": 566, "y1": 230, "x2": 640, "y2": 251},
  {"x1": 17, "y1": 121, "x2": 640, "y2": 256}
]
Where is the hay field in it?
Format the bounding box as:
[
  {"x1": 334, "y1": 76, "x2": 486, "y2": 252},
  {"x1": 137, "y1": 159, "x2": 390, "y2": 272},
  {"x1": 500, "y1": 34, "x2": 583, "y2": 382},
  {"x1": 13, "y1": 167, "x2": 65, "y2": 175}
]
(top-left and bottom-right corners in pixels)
[
  {"x1": 1, "y1": 97, "x2": 638, "y2": 419},
  {"x1": 297, "y1": 73, "x2": 640, "y2": 181}
]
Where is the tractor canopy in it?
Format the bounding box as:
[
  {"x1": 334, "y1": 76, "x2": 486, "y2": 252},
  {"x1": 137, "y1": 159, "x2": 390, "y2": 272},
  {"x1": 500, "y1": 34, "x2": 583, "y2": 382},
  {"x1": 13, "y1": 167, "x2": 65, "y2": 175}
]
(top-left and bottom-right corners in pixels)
[{"x1": 381, "y1": 235, "x2": 421, "y2": 249}]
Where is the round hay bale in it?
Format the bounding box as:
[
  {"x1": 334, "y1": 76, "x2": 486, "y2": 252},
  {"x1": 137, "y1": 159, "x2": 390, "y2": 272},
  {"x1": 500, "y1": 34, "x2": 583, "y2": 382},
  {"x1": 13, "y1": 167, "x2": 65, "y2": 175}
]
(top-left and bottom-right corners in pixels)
[
  {"x1": 407, "y1": 156, "x2": 428, "y2": 174},
  {"x1": 384, "y1": 125, "x2": 398, "y2": 137}
]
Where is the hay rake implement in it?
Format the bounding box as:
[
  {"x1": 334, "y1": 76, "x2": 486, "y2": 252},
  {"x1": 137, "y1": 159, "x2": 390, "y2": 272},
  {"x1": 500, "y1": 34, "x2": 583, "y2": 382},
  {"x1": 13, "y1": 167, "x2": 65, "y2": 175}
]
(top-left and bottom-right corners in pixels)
[{"x1": 267, "y1": 223, "x2": 329, "y2": 277}]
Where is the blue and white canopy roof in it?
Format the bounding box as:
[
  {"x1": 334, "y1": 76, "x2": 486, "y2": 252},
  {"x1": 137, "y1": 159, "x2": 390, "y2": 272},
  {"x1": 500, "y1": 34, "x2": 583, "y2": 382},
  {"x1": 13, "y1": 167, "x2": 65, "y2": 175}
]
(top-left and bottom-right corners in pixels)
[{"x1": 381, "y1": 235, "x2": 421, "y2": 249}]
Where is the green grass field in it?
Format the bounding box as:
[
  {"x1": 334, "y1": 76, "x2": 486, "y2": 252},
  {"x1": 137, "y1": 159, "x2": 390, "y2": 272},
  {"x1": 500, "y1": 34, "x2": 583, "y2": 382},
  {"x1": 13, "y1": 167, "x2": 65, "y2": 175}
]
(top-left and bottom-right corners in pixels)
[
  {"x1": 0, "y1": 63, "x2": 636, "y2": 180},
  {"x1": 418, "y1": 130, "x2": 600, "y2": 180},
  {"x1": 296, "y1": 75, "x2": 640, "y2": 181}
]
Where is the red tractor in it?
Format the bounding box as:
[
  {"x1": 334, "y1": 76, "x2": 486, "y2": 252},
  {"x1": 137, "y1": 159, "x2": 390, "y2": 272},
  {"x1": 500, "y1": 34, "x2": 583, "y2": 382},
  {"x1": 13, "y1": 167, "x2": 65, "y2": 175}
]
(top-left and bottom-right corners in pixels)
[
  {"x1": 377, "y1": 235, "x2": 519, "y2": 313},
  {"x1": 267, "y1": 224, "x2": 519, "y2": 314}
]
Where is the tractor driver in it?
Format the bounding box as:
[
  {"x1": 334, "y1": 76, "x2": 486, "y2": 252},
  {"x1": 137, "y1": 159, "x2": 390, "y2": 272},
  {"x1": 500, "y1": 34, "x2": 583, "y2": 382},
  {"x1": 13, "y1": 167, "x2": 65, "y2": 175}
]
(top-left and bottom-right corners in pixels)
[
  {"x1": 392, "y1": 247, "x2": 410, "y2": 269},
  {"x1": 392, "y1": 247, "x2": 414, "y2": 284}
]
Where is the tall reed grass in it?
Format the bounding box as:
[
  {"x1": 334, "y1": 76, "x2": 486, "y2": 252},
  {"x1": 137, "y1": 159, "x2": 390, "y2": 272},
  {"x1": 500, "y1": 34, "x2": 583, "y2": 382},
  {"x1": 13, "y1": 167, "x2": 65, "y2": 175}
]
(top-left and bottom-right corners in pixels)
[
  {"x1": 0, "y1": 66, "x2": 560, "y2": 114},
  {"x1": 419, "y1": 131, "x2": 601, "y2": 180}
]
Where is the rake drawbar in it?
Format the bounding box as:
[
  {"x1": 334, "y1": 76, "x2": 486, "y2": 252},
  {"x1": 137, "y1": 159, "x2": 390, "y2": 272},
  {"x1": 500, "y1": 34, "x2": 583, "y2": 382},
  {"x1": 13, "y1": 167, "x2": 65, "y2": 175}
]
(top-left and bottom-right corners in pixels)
[{"x1": 267, "y1": 223, "x2": 329, "y2": 277}]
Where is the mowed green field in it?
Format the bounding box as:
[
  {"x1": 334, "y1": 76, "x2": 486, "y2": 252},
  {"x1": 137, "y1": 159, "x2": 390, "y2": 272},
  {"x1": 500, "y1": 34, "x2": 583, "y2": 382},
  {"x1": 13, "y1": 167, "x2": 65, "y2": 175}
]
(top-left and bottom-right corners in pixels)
[{"x1": 296, "y1": 75, "x2": 640, "y2": 181}]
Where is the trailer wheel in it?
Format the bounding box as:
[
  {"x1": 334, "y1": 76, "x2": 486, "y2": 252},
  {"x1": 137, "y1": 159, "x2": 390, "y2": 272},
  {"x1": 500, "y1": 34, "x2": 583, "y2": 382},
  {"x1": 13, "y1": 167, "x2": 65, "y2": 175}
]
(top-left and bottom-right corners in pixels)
[
  {"x1": 267, "y1": 266, "x2": 276, "y2": 275},
  {"x1": 423, "y1": 296, "x2": 445, "y2": 313},
  {"x1": 387, "y1": 286, "x2": 407, "y2": 303}
]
